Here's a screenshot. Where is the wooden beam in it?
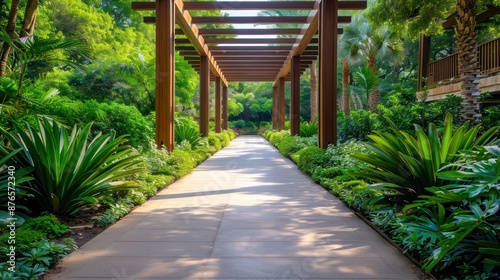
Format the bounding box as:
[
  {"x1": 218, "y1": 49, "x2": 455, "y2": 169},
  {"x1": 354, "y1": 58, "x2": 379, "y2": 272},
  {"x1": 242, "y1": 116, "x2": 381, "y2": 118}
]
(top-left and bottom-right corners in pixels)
[
  {"x1": 278, "y1": 77, "x2": 286, "y2": 130},
  {"x1": 183, "y1": 1, "x2": 315, "y2": 10},
  {"x1": 214, "y1": 57, "x2": 287, "y2": 61},
  {"x1": 272, "y1": 86, "x2": 278, "y2": 129},
  {"x1": 197, "y1": 28, "x2": 304, "y2": 35},
  {"x1": 290, "y1": 55, "x2": 301, "y2": 136},
  {"x1": 191, "y1": 16, "x2": 309, "y2": 24},
  {"x1": 155, "y1": 0, "x2": 175, "y2": 152},
  {"x1": 273, "y1": 1, "x2": 321, "y2": 86},
  {"x1": 215, "y1": 77, "x2": 222, "y2": 133},
  {"x1": 173, "y1": 0, "x2": 227, "y2": 86},
  {"x1": 204, "y1": 38, "x2": 318, "y2": 45},
  {"x1": 222, "y1": 85, "x2": 228, "y2": 130},
  {"x1": 133, "y1": 1, "x2": 367, "y2": 11},
  {"x1": 200, "y1": 56, "x2": 210, "y2": 137},
  {"x1": 319, "y1": 0, "x2": 338, "y2": 148}
]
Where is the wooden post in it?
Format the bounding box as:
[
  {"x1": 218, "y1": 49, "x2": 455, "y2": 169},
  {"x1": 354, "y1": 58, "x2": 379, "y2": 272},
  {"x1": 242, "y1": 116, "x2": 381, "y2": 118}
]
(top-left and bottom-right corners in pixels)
[
  {"x1": 215, "y1": 77, "x2": 222, "y2": 133},
  {"x1": 272, "y1": 86, "x2": 278, "y2": 129},
  {"x1": 222, "y1": 85, "x2": 228, "y2": 130},
  {"x1": 200, "y1": 55, "x2": 210, "y2": 137},
  {"x1": 278, "y1": 77, "x2": 286, "y2": 131},
  {"x1": 291, "y1": 55, "x2": 301, "y2": 136},
  {"x1": 318, "y1": 0, "x2": 338, "y2": 148},
  {"x1": 155, "y1": 0, "x2": 175, "y2": 151},
  {"x1": 418, "y1": 34, "x2": 431, "y2": 91}
]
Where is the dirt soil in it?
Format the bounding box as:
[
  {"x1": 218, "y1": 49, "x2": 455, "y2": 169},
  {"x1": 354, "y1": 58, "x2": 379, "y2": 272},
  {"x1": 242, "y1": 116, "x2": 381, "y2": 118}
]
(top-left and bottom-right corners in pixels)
[{"x1": 55, "y1": 205, "x2": 107, "y2": 248}]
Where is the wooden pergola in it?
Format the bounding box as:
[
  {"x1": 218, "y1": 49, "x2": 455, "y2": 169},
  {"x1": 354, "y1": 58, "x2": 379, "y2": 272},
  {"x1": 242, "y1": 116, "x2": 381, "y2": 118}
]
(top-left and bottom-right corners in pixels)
[{"x1": 132, "y1": 0, "x2": 367, "y2": 151}]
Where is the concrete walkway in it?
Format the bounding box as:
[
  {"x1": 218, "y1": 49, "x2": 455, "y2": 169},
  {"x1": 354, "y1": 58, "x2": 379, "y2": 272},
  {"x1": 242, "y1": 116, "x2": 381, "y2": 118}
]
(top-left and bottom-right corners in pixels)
[{"x1": 50, "y1": 135, "x2": 424, "y2": 280}]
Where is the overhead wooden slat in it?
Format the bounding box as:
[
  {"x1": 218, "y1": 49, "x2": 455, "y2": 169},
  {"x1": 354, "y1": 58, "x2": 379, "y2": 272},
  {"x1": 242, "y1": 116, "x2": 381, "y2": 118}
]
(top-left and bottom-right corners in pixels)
[
  {"x1": 133, "y1": 1, "x2": 367, "y2": 11},
  {"x1": 146, "y1": 15, "x2": 351, "y2": 25},
  {"x1": 168, "y1": 0, "x2": 228, "y2": 85},
  {"x1": 203, "y1": 38, "x2": 319, "y2": 45},
  {"x1": 195, "y1": 28, "x2": 304, "y2": 35},
  {"x1": 183, "y1": 1, "x2": 315, "y2": 10},
  {"x1": 191, "y1": 16, "x2": 309, "y2": 24}
]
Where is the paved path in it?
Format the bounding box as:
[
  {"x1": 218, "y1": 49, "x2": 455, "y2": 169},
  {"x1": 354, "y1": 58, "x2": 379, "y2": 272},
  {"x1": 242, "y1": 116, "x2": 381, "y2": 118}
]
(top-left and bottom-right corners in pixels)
[{"x1": 50, "y1": 135, "x2": 423, "y2": 280}]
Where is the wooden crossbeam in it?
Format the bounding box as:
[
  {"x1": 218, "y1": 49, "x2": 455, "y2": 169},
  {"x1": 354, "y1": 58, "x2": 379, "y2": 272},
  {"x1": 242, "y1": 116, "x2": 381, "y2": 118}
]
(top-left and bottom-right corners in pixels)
[{"x1": 133, "y1": 1, "x2": 367, "y2": 11}]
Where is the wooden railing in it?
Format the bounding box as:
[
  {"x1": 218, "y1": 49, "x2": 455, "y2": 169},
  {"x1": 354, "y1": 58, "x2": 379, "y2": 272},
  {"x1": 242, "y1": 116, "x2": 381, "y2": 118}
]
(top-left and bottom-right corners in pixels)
[{"x1": 426, "y1": 37, "x2": 500, "y2": 86}]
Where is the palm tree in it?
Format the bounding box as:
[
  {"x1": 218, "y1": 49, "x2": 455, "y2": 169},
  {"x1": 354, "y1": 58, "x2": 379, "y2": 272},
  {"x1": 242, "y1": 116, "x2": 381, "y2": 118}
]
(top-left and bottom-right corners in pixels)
[
  {"x1": 456, "y1": 0, "x2": 480, "y2": 123},
  {"x1": 0, "y1": 0, "x2": 20, "y2": 76},
  {"x1": 338, "y1": 14, "x2": 403, "y2": 113}
]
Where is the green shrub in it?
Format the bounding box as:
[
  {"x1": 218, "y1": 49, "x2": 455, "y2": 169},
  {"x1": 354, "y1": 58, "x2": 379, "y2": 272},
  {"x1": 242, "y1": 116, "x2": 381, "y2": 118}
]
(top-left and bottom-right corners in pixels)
[
  {"x1": 0, "y1": 229, "x2": 46, "y2": 253},
  {"x1": 327, "y1": 180, "x2": 374, "y2": 211},
  {"x1": 136, "y1": 173, "x2": 174, "y2": 198},
  {"x1": 277, "y1": 136, "x2": 297, "y2": 157},
  {"x1": 296, "y1": 147, "x2": 327, "y2": 175},
  {"x1": 277, "y1": 135, "x2": 317, "y2": 158},
  {"x1": 23, "y1": 215, "x2": 68, "y2": 239},
  {"x1": 259, "y1": 121, "x2": 271, "y2": 129},
  {"x1": 90, "y1": 101, "x2": 154, "y2": 148},
  {"x1": 268, "y1": 131, "x2": 289, "y2": 146},
  {"x1": 208, "y1": 135, "x2": 222, "y2": 151},
  {"x1": 141, "y1": 140, "x2": 170, "y2": 174},
  {"x1": 216, "y1": 132, "x2": 231, "y2": 147},
  {"x1": 1, "y1": 118, "x2": 146, "y2": 215},
  {"x1": 482, "y1": 105, "x2": 500, "y2": 131},
  {"x1": 167, "y1": 149, "x2": 196, "y2": 179},
  {"x1": 338, "y1": 110, "x2": 380, "y2": 142}
]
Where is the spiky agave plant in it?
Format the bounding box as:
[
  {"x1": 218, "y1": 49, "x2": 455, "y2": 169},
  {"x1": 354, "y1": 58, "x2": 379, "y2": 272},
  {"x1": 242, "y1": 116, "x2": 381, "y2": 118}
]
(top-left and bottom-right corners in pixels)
[{"x1": 1, "y1": 117, "x2": 145, "y2": 215}]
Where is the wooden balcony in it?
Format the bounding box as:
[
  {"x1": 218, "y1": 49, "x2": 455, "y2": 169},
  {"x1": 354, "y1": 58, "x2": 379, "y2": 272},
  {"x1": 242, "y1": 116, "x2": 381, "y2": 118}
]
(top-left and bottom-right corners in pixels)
[{"x1": 418, "y1": 37, "x2": 500, "y2": 101}]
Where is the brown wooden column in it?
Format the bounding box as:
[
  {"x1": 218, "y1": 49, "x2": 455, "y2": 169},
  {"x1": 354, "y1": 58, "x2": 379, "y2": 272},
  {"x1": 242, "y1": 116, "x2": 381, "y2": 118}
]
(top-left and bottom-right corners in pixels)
[
  {"x1": 277, "y1": 77, "x2": 286, "y2": 131},
  {"x1": 215, "y1": 77, "x2": 222, "y2": 133},
  {"x1": 318, "y1": 0, "x2": 338, "y2": 148},
  {"x1": 200, "y1": 55, "x2": 210, "y2": 137},
  {"x1": 272, "y1": 86, "x2": 278, "y2": 129},
  {"x1": 417, "y1": 34, "x2": 431, "y2": 91},
  {"x1": 222, "y1": 85, "x2": 228, "y2": 130},
  {"x1": 290, "y1": 55, "x2": 301, "y2": 136},
  {"x1": 155, "y1": 0, "x2": 175, "y2": 151}
]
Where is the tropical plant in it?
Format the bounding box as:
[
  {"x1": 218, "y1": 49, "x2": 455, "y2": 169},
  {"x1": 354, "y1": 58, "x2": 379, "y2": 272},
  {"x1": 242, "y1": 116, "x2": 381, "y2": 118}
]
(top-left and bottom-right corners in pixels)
[
  {"x1": 0, "y1": 117, "x2": 145, "y2": 215},
  {"x1": 299, "y1": 121, "x2": 318, "y2": 137},
  {"x1": 403, "y1": 145, "x2": 500, "y2": 273},
  {"x1": 175, "y1": 117, "x2": 203, "y2": 149},
  {"x1": 352, "y1": 113, "x2": 499, "y2": 206}
]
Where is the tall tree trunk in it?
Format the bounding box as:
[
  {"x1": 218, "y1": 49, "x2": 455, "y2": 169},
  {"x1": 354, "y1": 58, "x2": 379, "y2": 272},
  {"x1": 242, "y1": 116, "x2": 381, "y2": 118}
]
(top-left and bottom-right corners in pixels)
[
  {"x1": 367, "y1": 56, "x2": 379, "y2": 112},
  {"x1": 456, "y1": 0, "x2": 480, "y2": 124},
  {"x1": 341, "y1": 58, "x2": 351, "y2": 116},
  {"x1": 0, "y1": 0, "x2": 20, "y2": 76},
  {"x1": 21, "y1": 0, "x2": 38, "y2": 38},
  {"x1": 310, "y1": 60, "x2": 318, "y2": 121}
]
